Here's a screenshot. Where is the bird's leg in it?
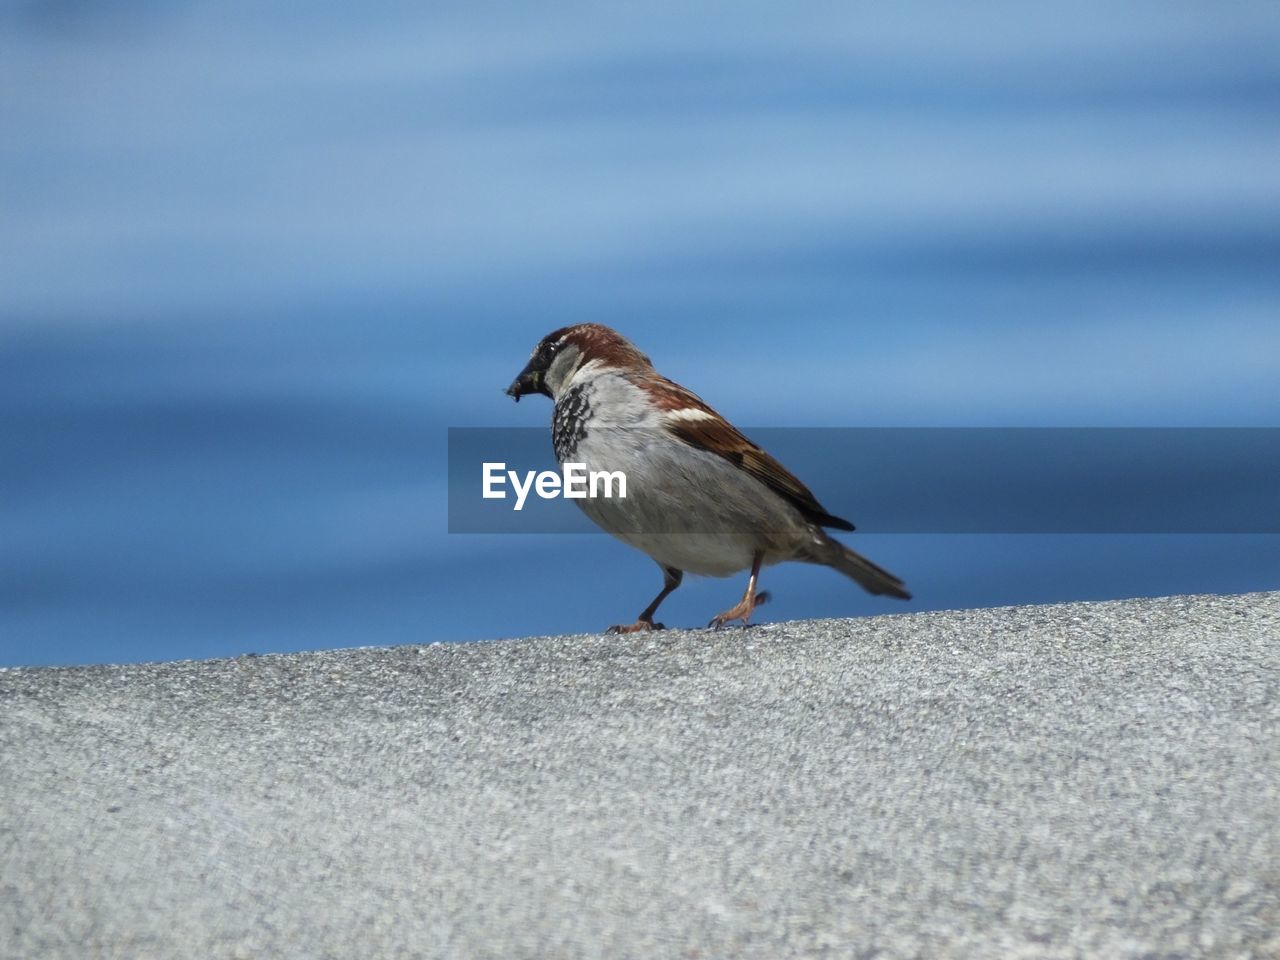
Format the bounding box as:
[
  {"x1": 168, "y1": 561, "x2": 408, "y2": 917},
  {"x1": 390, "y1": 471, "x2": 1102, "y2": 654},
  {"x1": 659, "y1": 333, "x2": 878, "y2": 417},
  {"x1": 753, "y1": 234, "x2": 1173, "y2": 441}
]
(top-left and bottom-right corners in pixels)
[
  {"x1": 607, "y1": 566, "x2": 683, "y2": 634},
  {"x1": 709, "y1": 552, "x2": 771, "y2": 629}
]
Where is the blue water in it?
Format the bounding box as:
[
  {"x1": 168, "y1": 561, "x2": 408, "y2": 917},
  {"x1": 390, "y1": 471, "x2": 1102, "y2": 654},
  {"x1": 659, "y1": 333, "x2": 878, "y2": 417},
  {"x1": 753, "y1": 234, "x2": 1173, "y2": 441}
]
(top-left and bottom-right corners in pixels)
[{"x1": 3, "y1": 2, "x2": 1278, "y2": 665}]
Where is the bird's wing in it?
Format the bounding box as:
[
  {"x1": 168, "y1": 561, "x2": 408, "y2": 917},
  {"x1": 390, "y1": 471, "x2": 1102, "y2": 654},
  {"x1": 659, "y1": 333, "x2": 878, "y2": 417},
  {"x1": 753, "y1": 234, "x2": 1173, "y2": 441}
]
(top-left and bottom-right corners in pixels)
[{"x1": 637, "y1": 374, "x2": 856, "y2": 532}]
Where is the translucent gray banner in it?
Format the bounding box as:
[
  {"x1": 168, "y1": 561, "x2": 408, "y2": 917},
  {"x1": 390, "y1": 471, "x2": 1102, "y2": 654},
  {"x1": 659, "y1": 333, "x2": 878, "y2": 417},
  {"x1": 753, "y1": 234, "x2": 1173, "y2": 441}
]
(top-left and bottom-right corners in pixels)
[{"x1": 447, "y1": 428, "x2": 1280, "y2": 534}]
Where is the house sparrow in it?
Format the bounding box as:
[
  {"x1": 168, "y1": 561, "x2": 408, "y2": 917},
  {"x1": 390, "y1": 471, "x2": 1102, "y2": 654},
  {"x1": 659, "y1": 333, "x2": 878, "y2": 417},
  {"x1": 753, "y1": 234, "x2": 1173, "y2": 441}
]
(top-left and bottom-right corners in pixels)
[{"x1": 506, "y1": 323, "x2": 910, "y2": 631}]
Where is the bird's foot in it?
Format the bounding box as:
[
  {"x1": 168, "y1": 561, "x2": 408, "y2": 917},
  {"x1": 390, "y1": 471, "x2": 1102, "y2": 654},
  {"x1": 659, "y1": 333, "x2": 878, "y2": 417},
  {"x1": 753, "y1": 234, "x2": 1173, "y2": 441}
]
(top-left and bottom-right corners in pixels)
[
  {"x1": 606, "y1": 619, "x2": 665, "y2": 634},
  {"x1": 708, "y1": 590, "x2": 771, "y2": 629}
]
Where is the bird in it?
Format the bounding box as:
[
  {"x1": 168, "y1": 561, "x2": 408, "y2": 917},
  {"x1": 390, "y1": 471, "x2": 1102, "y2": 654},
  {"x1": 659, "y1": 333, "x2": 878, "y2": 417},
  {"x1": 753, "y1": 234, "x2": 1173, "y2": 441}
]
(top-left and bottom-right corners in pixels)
[{"x1": 505, "y1": 323, "x2": 910, "y2": 632}]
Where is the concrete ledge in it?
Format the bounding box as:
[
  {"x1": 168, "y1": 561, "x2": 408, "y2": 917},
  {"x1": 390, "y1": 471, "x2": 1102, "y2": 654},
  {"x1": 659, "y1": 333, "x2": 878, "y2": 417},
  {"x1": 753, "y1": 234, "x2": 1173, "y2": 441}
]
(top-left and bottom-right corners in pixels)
[{"x1": 3, "y1": 592, "x2": 1278, "y2": 958}]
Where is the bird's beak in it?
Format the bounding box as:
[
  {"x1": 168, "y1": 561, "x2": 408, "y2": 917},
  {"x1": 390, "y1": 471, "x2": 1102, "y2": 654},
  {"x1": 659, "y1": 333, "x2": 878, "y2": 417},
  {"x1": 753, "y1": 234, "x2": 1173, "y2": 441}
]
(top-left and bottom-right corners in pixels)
[{"x1": 505, "y1": 359, "x2": 546, "y2": 402}]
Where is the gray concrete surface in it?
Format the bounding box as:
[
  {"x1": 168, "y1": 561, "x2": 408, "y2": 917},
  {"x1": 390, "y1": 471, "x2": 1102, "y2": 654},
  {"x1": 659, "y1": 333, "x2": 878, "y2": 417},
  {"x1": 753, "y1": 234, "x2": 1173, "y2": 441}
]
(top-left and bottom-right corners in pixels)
[{"x1": 2, "y1": 592, "x2": 1278, "y2": 959}]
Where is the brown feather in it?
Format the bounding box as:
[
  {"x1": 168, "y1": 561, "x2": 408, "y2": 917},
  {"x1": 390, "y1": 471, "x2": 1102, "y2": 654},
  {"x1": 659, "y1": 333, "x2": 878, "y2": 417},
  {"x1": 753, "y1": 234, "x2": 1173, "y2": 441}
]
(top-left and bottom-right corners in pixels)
[
  {"x1": 549, "y1": 323, "x2": 655, "y2": 371},
  {"x1": 634, "y1": 374, "x2": 856, "y2": 531}
]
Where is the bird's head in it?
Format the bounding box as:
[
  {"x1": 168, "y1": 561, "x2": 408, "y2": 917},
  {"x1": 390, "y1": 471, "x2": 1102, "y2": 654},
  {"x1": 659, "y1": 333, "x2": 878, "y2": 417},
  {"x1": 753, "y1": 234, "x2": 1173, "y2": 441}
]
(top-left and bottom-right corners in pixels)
[{"x1": 505, "y1": 323, "x2": 652, "y2": 403}]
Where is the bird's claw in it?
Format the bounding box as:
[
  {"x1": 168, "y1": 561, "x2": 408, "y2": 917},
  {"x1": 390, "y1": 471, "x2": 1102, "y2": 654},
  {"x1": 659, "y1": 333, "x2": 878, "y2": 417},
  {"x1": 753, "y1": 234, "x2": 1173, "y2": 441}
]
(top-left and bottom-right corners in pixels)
[
  {"x1": 707, "y1": 591, "x2": 771, "y2": 629},
  {"x1": 606, "y1": 620, "x2": 664, "y2": 634}
]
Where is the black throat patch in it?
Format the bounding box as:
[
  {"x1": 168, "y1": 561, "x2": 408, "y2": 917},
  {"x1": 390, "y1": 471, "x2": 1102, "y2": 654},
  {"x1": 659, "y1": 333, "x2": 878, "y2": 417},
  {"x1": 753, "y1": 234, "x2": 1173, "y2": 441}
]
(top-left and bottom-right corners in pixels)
[{"x1": 552, "y1": 382, "x2": 591, "y2": 462}]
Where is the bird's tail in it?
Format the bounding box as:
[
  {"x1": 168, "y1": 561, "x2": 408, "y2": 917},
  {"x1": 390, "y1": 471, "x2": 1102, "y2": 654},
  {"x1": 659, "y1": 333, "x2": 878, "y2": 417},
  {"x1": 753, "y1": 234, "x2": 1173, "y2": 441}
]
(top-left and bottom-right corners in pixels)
[{"x1": 810, "y1": 536, "x2": 911, "y2": 600}]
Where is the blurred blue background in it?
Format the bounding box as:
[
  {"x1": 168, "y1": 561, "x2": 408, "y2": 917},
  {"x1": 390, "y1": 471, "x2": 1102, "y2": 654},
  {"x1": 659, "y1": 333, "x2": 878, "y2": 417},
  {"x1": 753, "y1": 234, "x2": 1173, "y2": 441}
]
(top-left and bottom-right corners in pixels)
[{"x1": 2, "y1": 1, "x2": 1278, "y2": 666}]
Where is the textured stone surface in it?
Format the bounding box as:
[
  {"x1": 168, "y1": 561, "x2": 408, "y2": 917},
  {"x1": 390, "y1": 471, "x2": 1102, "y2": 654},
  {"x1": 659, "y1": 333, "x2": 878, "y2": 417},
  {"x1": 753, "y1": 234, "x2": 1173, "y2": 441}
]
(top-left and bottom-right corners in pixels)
[{"x1": 3, "y1": 592, "x2": 1278, "y2": 959}]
